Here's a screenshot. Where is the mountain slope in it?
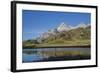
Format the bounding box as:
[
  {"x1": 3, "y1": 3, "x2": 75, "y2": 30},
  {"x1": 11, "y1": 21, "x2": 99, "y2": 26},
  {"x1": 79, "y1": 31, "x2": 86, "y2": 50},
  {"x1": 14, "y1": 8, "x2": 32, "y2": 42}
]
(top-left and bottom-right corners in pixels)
[
  {"x1": 39, "y1": 25, "x2": 91, "y2": 45},
  {"x1": 23, "y1": 23, "x2": 91, "y2": 47}
]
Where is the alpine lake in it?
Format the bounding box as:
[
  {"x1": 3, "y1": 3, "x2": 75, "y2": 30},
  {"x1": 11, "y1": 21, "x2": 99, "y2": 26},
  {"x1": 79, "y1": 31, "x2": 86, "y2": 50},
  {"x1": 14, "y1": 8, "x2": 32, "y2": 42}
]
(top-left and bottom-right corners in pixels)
[{"x1": 22, "y1": 47, "x2": 90, "y2": 63}]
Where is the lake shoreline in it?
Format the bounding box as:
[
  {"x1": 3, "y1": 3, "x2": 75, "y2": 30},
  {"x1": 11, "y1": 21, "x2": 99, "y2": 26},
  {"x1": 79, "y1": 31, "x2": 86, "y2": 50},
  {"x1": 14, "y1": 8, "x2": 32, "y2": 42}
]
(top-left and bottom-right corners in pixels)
[{"x1": 23, "y1": 45, "x2": 90, "y2": 49}]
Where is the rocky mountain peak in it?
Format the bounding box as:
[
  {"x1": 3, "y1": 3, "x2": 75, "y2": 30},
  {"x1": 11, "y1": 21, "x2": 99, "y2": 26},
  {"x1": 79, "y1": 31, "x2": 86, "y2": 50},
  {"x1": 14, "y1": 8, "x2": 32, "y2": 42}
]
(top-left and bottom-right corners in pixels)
[{"x1": 57, "y1": 22, "x2": 71, "y2": 32}]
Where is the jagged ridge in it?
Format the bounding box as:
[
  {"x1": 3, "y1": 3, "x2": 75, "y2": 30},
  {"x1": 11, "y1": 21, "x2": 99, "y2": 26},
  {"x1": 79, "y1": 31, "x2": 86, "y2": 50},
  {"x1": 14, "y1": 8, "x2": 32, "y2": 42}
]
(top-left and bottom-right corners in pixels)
[{"x1": 37, "y1": 22, "x2": 91, "y2": 44}]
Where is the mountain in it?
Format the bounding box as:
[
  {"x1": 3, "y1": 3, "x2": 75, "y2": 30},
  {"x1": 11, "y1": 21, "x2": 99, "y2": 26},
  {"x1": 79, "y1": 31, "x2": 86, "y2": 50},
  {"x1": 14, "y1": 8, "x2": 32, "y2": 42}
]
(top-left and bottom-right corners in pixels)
[
  {"x1": 57, "y1": 22, "x2": 89, "y2": 31},
  {"x1": 74, "y1": 23, "x2": 88, "y2": 29},
  {"x1": 57, "y1": 22, "x2": 71, "y2": 32},
  {"x1": 71, "y1": 23, "x2": 90, "y2": 29},
  {"x1": 37, "y1": 22, "x2": 91, "y2": 44},
  {"x1": 40, "y1": 22, "x2": 71, "y2": 40},
  {"x1": 23, "y1": 22, "x2": 91, "y2": 46}
]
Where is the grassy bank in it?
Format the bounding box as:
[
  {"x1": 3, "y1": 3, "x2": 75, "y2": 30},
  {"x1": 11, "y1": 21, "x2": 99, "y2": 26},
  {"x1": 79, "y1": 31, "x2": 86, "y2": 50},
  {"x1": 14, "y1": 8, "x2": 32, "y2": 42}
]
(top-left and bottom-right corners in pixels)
[{"x1": 23, "y1": 39, "x2": 90, "y2": 49}]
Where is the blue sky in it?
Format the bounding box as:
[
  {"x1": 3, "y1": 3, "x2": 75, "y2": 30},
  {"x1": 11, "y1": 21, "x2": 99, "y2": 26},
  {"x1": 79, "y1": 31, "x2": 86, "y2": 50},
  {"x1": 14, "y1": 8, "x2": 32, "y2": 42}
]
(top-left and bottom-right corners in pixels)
[{"x1": 22, "y1": 10, "x2": 91, "y2": 40}]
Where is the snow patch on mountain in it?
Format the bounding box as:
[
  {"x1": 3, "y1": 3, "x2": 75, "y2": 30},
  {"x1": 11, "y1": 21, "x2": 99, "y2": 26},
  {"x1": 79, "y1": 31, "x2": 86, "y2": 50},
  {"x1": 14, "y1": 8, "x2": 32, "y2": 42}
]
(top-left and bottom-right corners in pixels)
[{"x1": 57, "y1": 22, "x2": 71, "y2": 32}]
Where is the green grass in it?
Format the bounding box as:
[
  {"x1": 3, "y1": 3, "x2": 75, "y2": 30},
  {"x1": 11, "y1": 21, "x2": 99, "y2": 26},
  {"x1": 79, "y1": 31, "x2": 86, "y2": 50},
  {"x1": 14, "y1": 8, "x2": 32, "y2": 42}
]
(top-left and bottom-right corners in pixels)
[
  {"x1": 23, "y1": 43, "x2": 90, "y2": 49},
  {"x1": 44, "y1": 39, "x2": 90, "y2": 45},
  {"x1": 23, "y1": 39, "x2": 90, "y2": 48}
]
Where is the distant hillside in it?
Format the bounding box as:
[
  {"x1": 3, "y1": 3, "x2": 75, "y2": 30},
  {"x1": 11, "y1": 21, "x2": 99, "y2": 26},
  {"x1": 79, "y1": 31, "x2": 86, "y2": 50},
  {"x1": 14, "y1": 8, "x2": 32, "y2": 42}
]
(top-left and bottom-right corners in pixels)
[
  {"x1": 39, "y1": 25, "x2": 90, "y2": 44},
  {"x1": 23, "y1": 22, "x2": 91, "y2": 47}
]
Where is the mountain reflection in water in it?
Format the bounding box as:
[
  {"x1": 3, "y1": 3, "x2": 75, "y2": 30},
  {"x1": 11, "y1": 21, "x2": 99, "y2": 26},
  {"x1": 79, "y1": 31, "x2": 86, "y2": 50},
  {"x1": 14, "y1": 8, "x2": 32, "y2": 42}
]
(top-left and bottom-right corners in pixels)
[{"x1": 22, "y1": 48, "x2": 90, "y2": 63}]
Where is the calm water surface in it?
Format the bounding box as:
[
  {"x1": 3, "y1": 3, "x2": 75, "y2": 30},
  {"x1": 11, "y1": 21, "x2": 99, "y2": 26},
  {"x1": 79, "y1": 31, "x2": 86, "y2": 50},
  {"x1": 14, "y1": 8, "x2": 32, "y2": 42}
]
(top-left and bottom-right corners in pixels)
[{"x1": 22, "y1": 48, "x2": 90, "y2": 63}]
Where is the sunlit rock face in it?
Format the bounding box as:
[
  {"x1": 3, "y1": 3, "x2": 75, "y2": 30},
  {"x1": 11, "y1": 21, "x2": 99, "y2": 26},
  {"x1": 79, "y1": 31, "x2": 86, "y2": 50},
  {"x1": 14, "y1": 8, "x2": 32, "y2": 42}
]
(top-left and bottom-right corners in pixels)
[
  {"x1": 38, "y1": 22, "x2": 90, "y2": 43},
  {"x1": 71, "y1": 23, "x2": 90, "y2": 29},
  {"x1": 57, "y1": 22, "x2": 71, "y2": 32}
]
